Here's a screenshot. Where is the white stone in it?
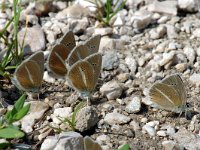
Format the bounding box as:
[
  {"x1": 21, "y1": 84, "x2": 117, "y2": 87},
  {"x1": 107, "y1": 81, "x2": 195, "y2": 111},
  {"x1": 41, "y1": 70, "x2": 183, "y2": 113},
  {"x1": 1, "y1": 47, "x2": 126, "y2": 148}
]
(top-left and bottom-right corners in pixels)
[
  {"x1": 113, "y1": 15, "x2": 124, "y2": 26},
  {"x1": 125, "y1": 97, "x2": 141, "y2": 113},
  {"x1": 40, "y1": 132, "x2": 83, "y2": 150},
  {"x1": 157, "y1": 130, "x2": 167, "y2": 137},
  {"x1": 104, "y1": 112, "x2": 131, "y2": 125},
  {"x1": 146, "y1": 121, "x2": 159, "y2": 127},
  {"x1": 53, "y1": 107, "x2": 72, "y2": 118},
  {"x1": 159, "y1": 51, "x2": 175, "y2": 66},
  {"x1": 21, "y1": 101, "x2": 49, "y2": 133},
  {"x1": 142, "y1": 124, "x2": 156, "y2": 136},
  {"x1": 43, "y1": 71, "x2": 56, "y2": 83}
]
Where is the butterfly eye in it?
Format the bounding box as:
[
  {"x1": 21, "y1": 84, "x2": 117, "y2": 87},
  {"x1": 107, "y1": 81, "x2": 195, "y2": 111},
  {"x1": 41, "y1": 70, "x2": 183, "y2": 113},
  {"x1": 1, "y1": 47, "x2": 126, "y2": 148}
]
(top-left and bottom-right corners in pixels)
[
  {"x1": 90, "y1": 45, "x2": 96, "y2": 49},
  {"x1": 66, "y1": 42, "x2": 73, "y2": 47}
]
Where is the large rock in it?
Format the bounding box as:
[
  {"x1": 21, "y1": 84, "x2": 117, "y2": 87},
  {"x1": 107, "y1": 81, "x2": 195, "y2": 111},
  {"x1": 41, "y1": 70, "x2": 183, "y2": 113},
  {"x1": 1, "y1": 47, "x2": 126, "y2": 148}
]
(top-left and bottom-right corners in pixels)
[{"x1": 75, "y1": 106, "x2": 99, "y2": 132}]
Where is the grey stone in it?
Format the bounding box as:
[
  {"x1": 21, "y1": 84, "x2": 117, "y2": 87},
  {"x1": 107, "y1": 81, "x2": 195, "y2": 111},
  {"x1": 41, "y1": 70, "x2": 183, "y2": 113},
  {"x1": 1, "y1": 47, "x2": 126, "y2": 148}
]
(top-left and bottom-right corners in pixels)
[
  {"x1": 148, "y1": 0, "x2": 178, "y2": 15},
  {"x1": 99, "y1": 37, "x2": 115, "y2": 52},
  {"x1": 125, "y1": 97, "x2": 141, "y2": 113},
  {"x1": 100, "y1": 80, "x2": 124, "y2": 100},
  {"x1": 104, "y1": 111, "x2": 131, "y2": 125},
  {"x1": 149, "y1": 25, "x2": 166, "y2": 39},
  {"x1": 125, "y1": 56, "x2": 137, "y2": 75},
  {"x1": 184, "y1": 47, "x2": 196, "y2": 64},
  {"x1": 166, "y1": 25, "x2": 178, "y2": 39},
  {"x1": 18, "y1": 26, "x2": 46, "y2": 54},
  {"x1": 102, "y1": 52, "x2": 119, "y2": 70},
  {"x1": 21, "y1": 101, "x2": 49, "y2": 133},
  {"x1": 192, "y1": 28, "x2": 200, "y2": 38},
  {"x1": 40, "y1": 132, "x2": 83, "y2": 150},
  {"x1": 75, "y1": 106, "x2": 99, "y2": 132},
  {"x1": 131, "y1": 10, "x2": 152, "y2": 30},
  {"x1": 162, "y1": 140, "x2": 177, "y2": 150},
  {"x1": 178, "y1": 0, "x2": 199, "y2": 12},
  {"x1": 56, "y1": 4, "x2": 89, "y2": 20},
  {"x1": 172, "y1": 128, "x2": 200, "y2": 150},
  {"x1": 189, "y1": 73, "x2": 200, "y2": 86},
  {"x1": 130, "y1": 120, "x2": 141, "y2": 131}
]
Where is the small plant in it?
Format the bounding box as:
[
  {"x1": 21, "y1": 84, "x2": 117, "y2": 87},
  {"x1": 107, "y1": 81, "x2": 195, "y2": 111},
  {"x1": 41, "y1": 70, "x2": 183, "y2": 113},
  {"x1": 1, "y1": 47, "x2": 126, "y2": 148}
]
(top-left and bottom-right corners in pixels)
[
  {"x1": 50, "y1": 102, "x2": 85, "y2": 132},
  {"x1": 86, "y1": 0, "x2": 127, "y2": 26},
  {"x1": 118, "y1": 143, "x2": 130, "y2": 150},
  {"x1": 0, "y1": 93, "x2": 30, "y2": 148},
  {"x1": 0, "y1": 0, "x2": 27, "y2": 79}
]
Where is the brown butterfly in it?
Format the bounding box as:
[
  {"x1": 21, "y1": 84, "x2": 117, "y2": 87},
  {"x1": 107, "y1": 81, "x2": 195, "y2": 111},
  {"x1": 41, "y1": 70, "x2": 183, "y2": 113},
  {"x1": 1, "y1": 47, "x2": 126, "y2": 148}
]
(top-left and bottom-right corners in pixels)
[
  {"x1": 47, "y1": 31, "x2": 76, "y2": 77},
  {"x1": 12, "y1": 51, "x2": 44, "y2": 92}
]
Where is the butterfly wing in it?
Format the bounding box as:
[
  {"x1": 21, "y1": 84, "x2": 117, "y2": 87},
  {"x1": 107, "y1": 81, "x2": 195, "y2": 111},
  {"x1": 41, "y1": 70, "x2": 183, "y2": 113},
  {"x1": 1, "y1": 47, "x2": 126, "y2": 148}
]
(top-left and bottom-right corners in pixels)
[
  {"x1": 60, "y1": 30, "x2": 76, "y2": 49},
  {"x1": 161, "y1": 74, "x2": 186, "y2": 107},
  {"x1": 149, "y1": 82, "x2": 182, "y2": 112},
  {"x1": 67, "y1": 60, "x2": 94, "y2": 97},
  {"x1": 84, "y1": 136, "x2": 102, "y2": 150},
  {"x1": 47, "y1": 31, "x2": 76, "y2": 77},
  {"x1": 85, "y1": 34, "x2": 101, "y2": 54},
  {"x1": 67, "y1": 44, "x2": 90, "y2": 66},
  {"x1": 13, "y1": 60, "x2": 43, "y2": 92},
  {"x1": 47, "y1": 44, "x2": 70, "y2": 77},
  {"x1": 86, "y1": 53, "x2": 102, "y2": 85},
  {"x1": 28, "y1": 51, "x2": 44, "y2": 80}
]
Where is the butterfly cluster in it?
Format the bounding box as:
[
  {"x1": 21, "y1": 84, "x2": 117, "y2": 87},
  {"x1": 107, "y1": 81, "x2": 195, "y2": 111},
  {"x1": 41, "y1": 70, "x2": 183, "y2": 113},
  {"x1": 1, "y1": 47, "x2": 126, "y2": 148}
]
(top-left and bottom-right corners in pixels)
[
  {"x1": 12, "y1": 31, "x2": 102, "y2": 99},
  {"x1": 12, "y1": 31, "x2": 187, "y2": 116}
]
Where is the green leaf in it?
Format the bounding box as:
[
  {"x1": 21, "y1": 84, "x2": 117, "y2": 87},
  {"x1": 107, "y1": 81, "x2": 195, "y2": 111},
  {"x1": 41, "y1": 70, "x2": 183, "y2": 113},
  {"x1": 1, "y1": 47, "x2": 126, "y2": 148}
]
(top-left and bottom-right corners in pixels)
[
  {"x1": 13, "y1": 103, "x2": 30, "y2": 121},
  {"x1": 5, "y1": 94, "x2": 27, "y2": 124},
  {"x1": 0, "y1": 127, "x2": 24, "y2": 139},
  {"x1": 118, "y1": 144, "x2": 130, "y2": 150},
  {"x1": 14, "y1": 93, "x2": 27, "y2": 111}
]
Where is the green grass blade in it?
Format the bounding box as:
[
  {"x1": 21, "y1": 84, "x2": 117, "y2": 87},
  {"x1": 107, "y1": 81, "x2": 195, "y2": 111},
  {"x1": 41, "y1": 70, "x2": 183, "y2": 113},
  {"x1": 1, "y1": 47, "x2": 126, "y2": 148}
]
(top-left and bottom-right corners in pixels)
[
  {"x1": 14, "y1": 93, "x2": 27, "y2": 111},
  {"x1": 71, "y1": 102, "x2": 85, "y2": 126}
]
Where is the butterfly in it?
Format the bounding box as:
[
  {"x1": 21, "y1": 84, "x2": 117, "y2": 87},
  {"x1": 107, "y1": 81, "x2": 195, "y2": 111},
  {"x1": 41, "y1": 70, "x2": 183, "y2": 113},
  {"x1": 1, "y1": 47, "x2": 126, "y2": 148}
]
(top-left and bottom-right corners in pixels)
[
  {"x1": 12, "y1": 51, "x2": 44, "y2": 92},
  {"x1": 84, "y1": 136, "x2": 102, "y2": 150},
  {"x1": 66, "y1": 34, "x2": 101, "y2": 67},
  {"x1": 47, "y1": 30, "x2": 76, "y2": 77},
  {"x1": 67, "y1": 53, "x2": 102, "y2": 99},
  {"x1": 149, "y1": 74, "x2": 187, "y2": 113}
]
